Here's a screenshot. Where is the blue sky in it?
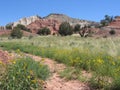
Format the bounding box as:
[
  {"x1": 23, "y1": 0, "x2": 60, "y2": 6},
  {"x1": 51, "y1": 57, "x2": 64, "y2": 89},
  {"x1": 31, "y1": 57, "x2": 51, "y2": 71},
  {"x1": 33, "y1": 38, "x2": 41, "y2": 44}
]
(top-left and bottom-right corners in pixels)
[{"x1": 0, "y1": 0, "x2": 120, "y2": 26}]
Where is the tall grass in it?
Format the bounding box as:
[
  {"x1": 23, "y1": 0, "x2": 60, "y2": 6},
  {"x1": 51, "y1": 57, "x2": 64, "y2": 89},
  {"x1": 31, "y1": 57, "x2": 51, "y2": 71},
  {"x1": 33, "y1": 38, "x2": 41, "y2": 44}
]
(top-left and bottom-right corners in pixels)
[
  {"x1": 1, "y1": 36, "x2": 120, "y2": 89},
  {"x1": 0, "y1": 57, "x2": 49, "y2": 90}
]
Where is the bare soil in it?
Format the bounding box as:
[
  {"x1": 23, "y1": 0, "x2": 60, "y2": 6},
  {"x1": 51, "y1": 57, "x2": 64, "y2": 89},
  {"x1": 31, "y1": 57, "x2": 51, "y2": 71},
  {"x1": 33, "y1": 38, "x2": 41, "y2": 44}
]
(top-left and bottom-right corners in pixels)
[{"x1": 0, "y1": 50, "x2": 13, "y2": 63}]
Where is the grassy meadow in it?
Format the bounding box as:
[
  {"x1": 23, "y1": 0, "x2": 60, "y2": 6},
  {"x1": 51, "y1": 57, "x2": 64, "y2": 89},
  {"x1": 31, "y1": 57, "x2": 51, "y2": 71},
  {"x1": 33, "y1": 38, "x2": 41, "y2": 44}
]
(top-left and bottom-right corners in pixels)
[
  {"x1": 1, "y1": 35, "x2": 120, "y2": 89},
  {"x1": 0, "y1": 56, "x2": 50, "y2": 90}
]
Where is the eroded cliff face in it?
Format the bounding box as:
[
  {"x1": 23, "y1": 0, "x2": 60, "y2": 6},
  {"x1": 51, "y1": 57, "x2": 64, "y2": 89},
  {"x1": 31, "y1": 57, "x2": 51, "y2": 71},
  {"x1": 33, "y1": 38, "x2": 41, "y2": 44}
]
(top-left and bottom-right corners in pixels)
[
  {"x1": 13, "y1": 15, "x2": 41, "y2": 27},
  {"x1": 44, "y1": 13, "x2": 91, "y2": 27},
  {"x1": 27, "y1": 14, "x2": 94, "y2": 34},
  {"x1": 13, "y1": 14, "x2": 92, "y2": 28},
  {"x1": 27, "y1": 19, "x2": 61, "y2": 34},
  {"x1": 107, "y1": 16, "x2": 120, "y2": 30},
  {"x1": 9, "y1": 13, "x2": 98, "y2": 34},
  {"x1": 0, "y1": 26, "x2": 6, "y2": 30}
]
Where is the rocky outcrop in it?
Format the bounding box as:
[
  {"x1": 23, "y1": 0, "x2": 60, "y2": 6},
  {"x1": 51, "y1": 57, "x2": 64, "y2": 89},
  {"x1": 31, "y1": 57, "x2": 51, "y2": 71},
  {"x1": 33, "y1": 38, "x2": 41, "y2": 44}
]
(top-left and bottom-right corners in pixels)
[
  {"x1": 27, "y1": 19, "x2": 61, "y2": 34},
  {"x1": 44, "y1": 13, "x2": 91, "y2": 27},
  {"x1": 13, "y1": 13, "x2": 93, "y2": 28},
  {"x1": 0, "y1": 26, "x2": 6, "y2": 30},
  {"x1": 13, "y1": 15, "x2": 41, "y2": 27},
  {"x1": 107, "y1": 16, "x2": 120, "y2": 30},
  {"x1": 93, "y1": 16, "x2": 120, "y2": 37},
  {"x1": 0, "y1": 30, "x2": 11, "y2": 36},
  {"x1": 27, "y1": 13, "x2": 97, "y2": 34},
  {"x1": 9, "y1": 13, "x2": 98, "y2": 34}
]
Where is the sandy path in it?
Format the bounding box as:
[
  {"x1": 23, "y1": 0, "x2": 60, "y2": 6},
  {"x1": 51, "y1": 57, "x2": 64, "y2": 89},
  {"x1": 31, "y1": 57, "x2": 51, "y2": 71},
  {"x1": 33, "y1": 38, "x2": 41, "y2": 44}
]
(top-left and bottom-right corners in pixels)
[
  {"x1": 0, "y1": 50, "x2": 13, "y2": 63},
  {"x1": 27, "y1": 54, "x2": 90, "y2": 90}
]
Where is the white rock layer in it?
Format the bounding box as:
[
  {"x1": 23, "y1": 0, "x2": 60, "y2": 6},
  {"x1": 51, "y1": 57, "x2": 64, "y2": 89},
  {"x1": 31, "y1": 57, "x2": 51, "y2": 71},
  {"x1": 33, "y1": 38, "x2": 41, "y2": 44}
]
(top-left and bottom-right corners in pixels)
[{"x1": 13, "y1": 15, "x2": 41, "y2": 27}]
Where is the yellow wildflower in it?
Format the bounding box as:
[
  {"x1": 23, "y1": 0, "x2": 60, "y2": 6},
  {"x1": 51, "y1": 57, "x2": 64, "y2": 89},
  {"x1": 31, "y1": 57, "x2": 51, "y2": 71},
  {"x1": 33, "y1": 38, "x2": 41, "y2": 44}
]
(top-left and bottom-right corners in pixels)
[
  {"x1": 27, "y1": 76, "x2": 30, "y2": 79},
  {"x1": 31, "y1": 79, "x2": 37, "y2": 83},
  {"x1": 0, "y1": 60, "x2": 3, "y2": 64},
  {"x1": 16, "y1": 49, "x2": 20, "y2": 53},
  {"x1": 29, "y1": 70, "x2": 33, "y2": 75},
  {"x1": 9, "y1": 60, "x2": 16, "y2": 64},
  {"x1": 13, "y1": 61, "x2": 16, "y2": 64},
  {"x1": 23, "y1": 63, "x2": 27, "y2": 69},
  {"x1": 41, "y1": 58, "x2": 45, "y2": 61},
  {"x1": 97, "y1": 59, "x2": 104, "y2": 64},
  {"x1": 112, "y1": 61, "x2": 115, "y2": 65}
]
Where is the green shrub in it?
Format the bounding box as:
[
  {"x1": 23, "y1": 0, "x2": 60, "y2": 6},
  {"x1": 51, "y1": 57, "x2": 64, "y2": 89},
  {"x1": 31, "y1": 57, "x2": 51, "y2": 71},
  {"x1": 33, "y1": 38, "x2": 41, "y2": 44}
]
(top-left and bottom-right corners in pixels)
[
  {"x1": 16, "y1": 24, "x2": 30, "y2": 32},
  {"x1": 100, "y1": 15, "x2": 114, "y2": 27},
  {"x1": 0, "y1": 57, "x2": 49, "y2": 90},
  {"x1": 11, "y1": 27, "x2": 23, "y2": 39},
  {"x1": 37, "y1": 27, "x2": 51, "y2": 35},
  {"x1": 109, "y1": 29, "x2": 116, "y2": 35},
  {"x1": 6, "y1": 23, "x2": 13, "y2": 29},
  {"x1": 58, "y1": 22, "x2": 73, "y2": 36},
  {"x1": 74, "y1": 24, "x2": 81, "y2": 33},
  {"x1": 28, "y1": 35, "x2": 33, "y2": 39}
]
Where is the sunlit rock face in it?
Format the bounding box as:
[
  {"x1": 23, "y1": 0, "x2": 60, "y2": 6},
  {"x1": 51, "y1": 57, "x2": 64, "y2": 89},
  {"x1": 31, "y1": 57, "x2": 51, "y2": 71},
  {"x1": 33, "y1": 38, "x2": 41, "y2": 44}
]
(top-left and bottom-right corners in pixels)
[
  {"x1": 44, "y1": 13, "x2": 91, "y2": 27},
  {"x1": 11, "y1": 13, "x2": 97, "y2": 34},
  {"x1": 107, "y1": 16, "x2": 120, "y2": 29},
  {"x1": 27, "y1": 19, "x2": 61, "y2": 34},
  {"x1": 13, "y1": 15, "x2": 41, "y2": 27}
]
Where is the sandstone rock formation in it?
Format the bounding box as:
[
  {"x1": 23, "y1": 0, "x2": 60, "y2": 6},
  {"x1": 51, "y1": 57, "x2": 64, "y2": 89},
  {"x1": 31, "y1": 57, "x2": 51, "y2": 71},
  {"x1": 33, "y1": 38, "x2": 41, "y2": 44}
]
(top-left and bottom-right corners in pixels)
[
  {"x1": 107, "y1": 16, "x2": 120, "y2": 30},
  {"x1": 0, "y1": 26, "x2": 6, "y2": 30},
  {"x1": 27, "y1": 19, "x2": 61, "y2": 34},
  {"x1": 93, "y1": 16, "x2": 120, "y2": 37},
  {"x1": 27, "y1": 13, "x2": 96, "y2": 34},
  {"x1": 44, "y1": 13, "x2": 91, "y2": 27},
  {"x1": 7, "y1": 13, "x2": 98, "y2": 35},
  {"x1": 13, "y1": 15, "x2": 41, "y2": 27}
]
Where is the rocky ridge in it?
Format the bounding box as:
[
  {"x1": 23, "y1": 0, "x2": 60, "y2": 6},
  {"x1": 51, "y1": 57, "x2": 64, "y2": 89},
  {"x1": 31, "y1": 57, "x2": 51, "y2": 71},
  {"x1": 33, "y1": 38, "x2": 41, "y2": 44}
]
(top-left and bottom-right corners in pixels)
[
  {"x1": 27, "y1": 13, "x2": 97, "y2": 34},
  {"x1": 44, "y1": 13, "x2": 91, "y2": 27},
  {"x1": 107, "y1": 16, "x2": 120, "y2": 30},
  {"x1": 27, "y1": 19, "x2": 61, "y2": 34},
  {"x1": 13, "y1": 15, "x2": 41, "y2": 27},
  {"x1": 94, "y1": 16, "x2": 120, "y2": 37},
  {"x1": 13, "y1": 13, "x2": 92, "y2": 27},
  {"x1": 5, "y1": 13, "x2": 99, "y2": 35}
]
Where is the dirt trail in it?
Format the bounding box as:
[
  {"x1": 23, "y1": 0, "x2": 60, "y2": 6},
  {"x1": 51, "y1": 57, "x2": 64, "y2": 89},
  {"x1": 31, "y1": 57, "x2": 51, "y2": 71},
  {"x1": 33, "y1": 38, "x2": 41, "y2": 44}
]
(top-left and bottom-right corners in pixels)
[
  {"x1": 0, "y1": 49, "x2": 90, "y2": 90},
  {"x1": 0, "y1": 50, "x2": 13, "y2": 63},
  {"x1": 27, "y1": 54, "x2": 90, "y2": 90}
]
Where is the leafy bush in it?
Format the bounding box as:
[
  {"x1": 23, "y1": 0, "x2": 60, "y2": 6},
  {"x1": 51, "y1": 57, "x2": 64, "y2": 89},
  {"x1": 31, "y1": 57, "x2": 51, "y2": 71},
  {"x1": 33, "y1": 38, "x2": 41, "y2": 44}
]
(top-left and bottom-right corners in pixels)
[
  {"x1": 28, "y1": 35, "x2": 33, "y2": 39},
  {"x1": 58, "y1": 22, "x2": 73, "y2": 36},
  {"x1": 109, "y1": 29, "x2": 116, "y2": 35},
  {"x1": 37, "y1": 27, "x2": 51, "y2": 35},
  {"x1": 0, "y1": 57, "x2": 49, "y2": 90},
  {"x1": 100, "y1": 15, "x2": 114, "y2": 27},
  {"x1": 5, "y1": 23, "x2": 13, "y2": 29},
  {"x1": 74, "y1": 24, "x2": 81, "y2": 33},
  {"x1": 11, "y1": 27, "x2": 23, "y2": 39},
  {"x1": 16, "y1": 24, "x2": 30, "y2": 32},
  {"x1": 110, "y1": 77, "x2": 120, "y2": 90}
]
